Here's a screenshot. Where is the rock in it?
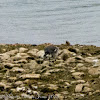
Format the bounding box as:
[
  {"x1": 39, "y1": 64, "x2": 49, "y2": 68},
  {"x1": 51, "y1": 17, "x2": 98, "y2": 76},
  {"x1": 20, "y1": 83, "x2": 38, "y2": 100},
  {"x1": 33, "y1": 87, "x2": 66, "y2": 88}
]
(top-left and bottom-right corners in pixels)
[
  {"x1": 27, "y1": 89, "x2": 33, "y2": 95},
  {"x1": 27, "y1": 49, "x2": 38, "y2": 56},
  {"x1": 10, "y1": 67, "x2": 25, "y2": 73},
  {"x1": 48, "y1": 69, "x2": 64, "y2": 73},
  {"x1": 59, "y1": 49, "x2": 75, "y2": 60},
  {"x1": 6, "y1": 49, "x2": 18, "y2": 56},
  {"x1": 65, "y1": 82, "x2": 71, "y2": 87},
  {"x1": 65, "y1": 57, "x2": 75, "y2": 64},
  {"x1": 75, "y1": 84, "x2": 83, "y2": 92},
  {"x1": 72, "y1": 72, "x2": 84, "y2": 79},
  {"x1": 68, "y1": 47, "x2": 79, "y2": 53},
  {"x1": 20, "y1": 74, "x2": 40, "y2": 79},
  {"x1": 8, "y1": 77, "x2": 17, "y2": 82},
  {"x1": 84, "y1": 57, "x2": 96, "y2": 63},
  {"x1": 31, "y1": 85, "x2": 38, "y2": 90},
  {"x1": 48, "y1": 84, "x2": 58, "y2": 91},
  {"x1": 71, "y1": 80, "x2": 86, "y2": 84},
  {"x1": 21, "y1": 93, "x2": 32, "y2": 99},
  {"x1": 77, "y1": 66, "x2": 88, "y2": 71},
  {"x1": 16, "y1": 87, "x2": 26, "y2": 92},
  {"x1": 76, "y1": 63, "x2": 84, "y2": 67},
  {"x1": 88, "y1": 67, "x2": 100, "y2": 76},
  {"x1": 75, "y1": 55, "x2": 84, "y2": 60},
  {"x1": 19, "y1": 47, "x2": 28, "y2": 53},
  {"x1": 93, "y1": 59, "x2": 100, "y2": 67},
  {"x1": 0, "y1": 82, "x2": 6, "y2": 90},
  {"x1": 83, "y1": 87, "x2": 92, "y2": 92},
  {"x1": 36, "y1": 50, "x2": 45, "y2": 58},
  {"x1": 0, "y1": 53, "x2": 10, "y2": 61},
  {"x1": 0, "y1": 82, "x2": 11, "y2": 90},
  {"x1": 0, "y1": 64, "x2": 4, "y2": 69},
  {"x1": 25, "y1": 60, "x2": 38, "y2": 70},
  {"x1": 13, "y1": 53, "x2": 29, "y2": 61},
  {"x1": 4, "y1": 63, "x2": 21, "y2": 69},
  {"x1": 14, "y1": 59, "x2": 28, "y2": 64}
]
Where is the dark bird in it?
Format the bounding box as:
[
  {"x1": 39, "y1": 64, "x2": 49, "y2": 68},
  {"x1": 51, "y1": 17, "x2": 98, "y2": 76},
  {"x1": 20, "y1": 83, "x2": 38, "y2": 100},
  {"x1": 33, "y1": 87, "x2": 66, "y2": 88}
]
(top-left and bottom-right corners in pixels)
[{"x1": 44, "y1": 45, "x2": 59, "y2": 60}]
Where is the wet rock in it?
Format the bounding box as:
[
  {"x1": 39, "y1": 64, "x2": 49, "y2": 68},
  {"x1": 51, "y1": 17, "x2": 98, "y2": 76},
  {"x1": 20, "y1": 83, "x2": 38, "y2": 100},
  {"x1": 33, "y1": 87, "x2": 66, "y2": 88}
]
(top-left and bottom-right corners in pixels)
[
  {"x1": 19, "y1": 47, "x2": 28, "y2": 53},
  {"x1": 20, "y1": 74, "x2": 40, "y2": 79},
  {"x1": 75, "y1": 84, "x2": 83, "y2": 93}
]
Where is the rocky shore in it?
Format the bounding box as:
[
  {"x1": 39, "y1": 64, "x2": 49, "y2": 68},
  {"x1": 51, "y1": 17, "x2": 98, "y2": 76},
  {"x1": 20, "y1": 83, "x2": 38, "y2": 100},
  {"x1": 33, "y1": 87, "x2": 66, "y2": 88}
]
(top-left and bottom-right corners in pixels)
[{"x1": 0, "y1": 43, "x2": 100, "y2": 100}]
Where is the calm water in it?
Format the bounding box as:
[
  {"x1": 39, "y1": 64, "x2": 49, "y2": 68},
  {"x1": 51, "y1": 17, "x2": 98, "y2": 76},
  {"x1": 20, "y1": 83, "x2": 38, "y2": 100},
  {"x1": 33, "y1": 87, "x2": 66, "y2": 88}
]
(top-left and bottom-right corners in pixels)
[{"x1": 0, "y1": 0, "x2": 100, "y2": 46}]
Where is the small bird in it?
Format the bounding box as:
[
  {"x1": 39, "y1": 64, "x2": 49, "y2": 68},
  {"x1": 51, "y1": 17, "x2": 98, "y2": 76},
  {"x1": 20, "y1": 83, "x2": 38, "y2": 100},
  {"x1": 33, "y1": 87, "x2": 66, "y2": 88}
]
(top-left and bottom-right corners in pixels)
[{"x1": 44, "y1": 45, "x2": 59, "y2": 60}]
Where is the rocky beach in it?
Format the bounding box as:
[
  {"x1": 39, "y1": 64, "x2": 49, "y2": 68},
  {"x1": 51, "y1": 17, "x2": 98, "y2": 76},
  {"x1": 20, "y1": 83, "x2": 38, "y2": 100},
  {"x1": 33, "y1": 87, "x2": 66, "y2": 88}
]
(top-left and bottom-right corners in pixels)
[{"x1": 0, "y1": 43, "x2": 100, "y2": 100}]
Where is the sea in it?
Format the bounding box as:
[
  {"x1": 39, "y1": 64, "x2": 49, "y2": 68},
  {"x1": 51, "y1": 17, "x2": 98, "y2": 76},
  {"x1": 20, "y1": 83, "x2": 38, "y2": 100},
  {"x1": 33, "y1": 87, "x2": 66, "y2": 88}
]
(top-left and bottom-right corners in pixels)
[{"x1": 0, "y1": 0, "x2": 100, "y2": 46}]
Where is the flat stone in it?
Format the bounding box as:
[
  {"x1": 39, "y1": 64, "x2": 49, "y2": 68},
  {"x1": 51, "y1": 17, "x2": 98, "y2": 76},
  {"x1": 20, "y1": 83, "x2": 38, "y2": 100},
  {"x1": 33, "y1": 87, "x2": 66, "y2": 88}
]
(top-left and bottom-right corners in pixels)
[
  {"x1": 48, "y1": 84, "x2": 58, "y2": 91},
  {"x1": 71, "y1": 80, "x2": 85, "y2": 84},
  {"x1": 14, "y1": 81, "x2": 23, "y2": 86},
  {"x1": 72, "y1": 72, "x2": 84, "y2": 79},
  {"x1": 75, "y1": 84, "x2": 83, "y2": 93},
  {"x1": 20, "y1": 74, "x2": 40, "y2": 79},
  {"x1": 11, "y1": 67, "x2": 25, "y2": 73}
]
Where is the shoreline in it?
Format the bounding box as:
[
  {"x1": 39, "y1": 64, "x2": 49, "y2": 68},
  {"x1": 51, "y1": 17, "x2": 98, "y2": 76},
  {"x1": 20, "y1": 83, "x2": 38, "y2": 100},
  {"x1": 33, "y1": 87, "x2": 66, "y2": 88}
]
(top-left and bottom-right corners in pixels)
[{"x1": 0, "y1": 42, "x2": 100, "y2": 100}]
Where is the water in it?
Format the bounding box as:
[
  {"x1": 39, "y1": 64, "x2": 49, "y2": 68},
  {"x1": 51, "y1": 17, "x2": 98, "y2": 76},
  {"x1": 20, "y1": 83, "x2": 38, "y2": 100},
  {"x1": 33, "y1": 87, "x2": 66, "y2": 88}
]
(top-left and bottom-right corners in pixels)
[{"x1": 0, "y1": 0, "x2": 100, "y2": 46}]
